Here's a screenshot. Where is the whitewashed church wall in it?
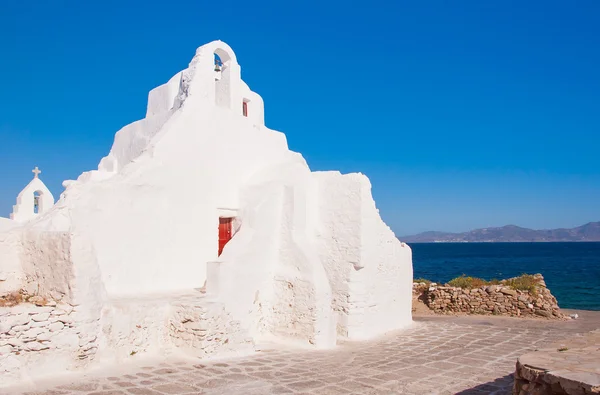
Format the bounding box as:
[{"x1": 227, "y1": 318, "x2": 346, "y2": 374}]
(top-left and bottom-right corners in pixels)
[
  {"x1": 314, "y1": 171, "x2": 360, "y2": 338},
  {"x1": 78, "y1": 106, "x2": 291, "y2": 297},
  {"x1": 146, "y1": 71, "x2": 183, "y2": 117},
  {"x1": 314, "y1": 172, "x2": 414, "y2": 340},
  {"x1": 20, "y1": 231, "x2": 73, "y2": 303},
  {"x1": 238, "y1": 80, "x2": 265, "y2": 126},
  {"x1": 353, "y1": 175, "x2": 413, "y2": 335},
  {"x1": 350, "y1": 173, "x2": 413, "y2": 338},
  {"x1": 261, "y1": 185, "x2": 322, "y2": 347},
  {"x1": 209, "y1": 182, "x2": 286, "y2": 343},
  {"x1": 62, "y1": 179, "x2": 213, "y2": 297},
  {"x1": 0, "y1": 230, "x2": 23, "y2": 297},
  {"x1": 96, "y1": 111, "x2": 171, "y2": 175},
  {"x1": 208, "y1": 161, "x2": 338, "y2": 348},
  {"x1": 215, "y1": 65, "x2": 233, "y2": 109},
  {"x1": 0, "y1": 218, "x2": 17, "y2": 233}
]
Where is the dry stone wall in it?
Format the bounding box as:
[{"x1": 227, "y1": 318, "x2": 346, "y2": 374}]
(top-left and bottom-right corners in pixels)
[
  {"x1": 1, "y1": 293, "x2": 253, "y2": 387},
  {"x1": 169, "y1": 300, "x2": 254, "y2": 358},
  {"x1": 0, "y1": 300, "x2": 98, "y2": 383},
  {"x1": 415, "y1": 275, "x2": 563, "y2": 319}
]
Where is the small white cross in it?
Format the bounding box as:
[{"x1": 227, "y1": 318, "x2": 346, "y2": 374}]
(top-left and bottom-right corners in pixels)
[{"x1": 32, "y1": 166, "x2": 41, "y2": 178}]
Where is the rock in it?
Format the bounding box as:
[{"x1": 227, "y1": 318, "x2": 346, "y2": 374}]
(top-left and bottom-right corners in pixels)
[
  {"x1": 485, "y1": 285, "x2": 500, "y2": 293},
  {"x1": 28, "y1": 296, "x2": 46, "y2": 306},
  {"x1": 11, "y1": 323, "x2": 31, "y2": 333},
  {"x1": 527, "y1": 303, "x2": 534, "y2": 309},
  {"x1": 29, "y1": 307, "x2": 54, "y2": 314},
  {"x1": 36, "y1": 332, "x2": 52, "y2": 341},
  {"x1": 0, "y1": 344, "x2": 13, "y2": 354},
  {"x1": 56, "y1": 315, "x2": 73, "y2": 324},
  {"x1": 49, "y1": 290, "x2": 64, "y2": 301},
  {"x1": 31, "y1": 313, "x2": 51, "y2": 322},
  {"x1": 7, "y1": 338, "x2": 23, "y2": 348},
  {"x1": 56, "y1": 303, "x2": 74, "y2": 314},
  {"x1": 500, "y1": 288, "x2": 517, "y2": 297},
  {"x1": 570, "y1": 313, "x2": 579, "y2": 320},
  {"x1": 0, "y1": 272, "x2": 7, "y2": 281},
  {"x1": 535, "y1": 309, "x2": 552, "y2": 318},
  {"x1": 49, "y1": 321, "x2": 64, "y2": 332},
  {"x1": 0, "y1": 321, "x2": 11, "y2": 334},
  {"x1": 26, "y1": 341, "x2": 49, "y2": 351},
  {"x1": 30, "y1": 320, "x2": 49, "y2": 329},
  {"x1": 22, "y1": 327, "x2": 45, "y2": 340},
  {"x1": 2, "y1": 314, "x2": 30, "y2": 332}
]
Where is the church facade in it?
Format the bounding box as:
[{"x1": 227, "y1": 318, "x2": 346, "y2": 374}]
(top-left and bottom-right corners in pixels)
[
  {"x1": 8, "y1": 167, "x2": 55, "y2": 223},
  {"x1": 0, "y1": 41, "x2": 412, "y2": 385}
]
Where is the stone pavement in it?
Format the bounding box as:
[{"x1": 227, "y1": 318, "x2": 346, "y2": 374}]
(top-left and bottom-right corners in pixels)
[
  {"x1": 515, "y1": 329, "x2": 600, "y2": 394},
  {"x1": 5, "y1": 310, "x2": 600, "y2": 395}
]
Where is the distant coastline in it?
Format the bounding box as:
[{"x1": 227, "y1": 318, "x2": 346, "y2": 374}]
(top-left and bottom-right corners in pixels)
[{"x1": 402, "y1": 221, "x2": 600, "y2": 243}]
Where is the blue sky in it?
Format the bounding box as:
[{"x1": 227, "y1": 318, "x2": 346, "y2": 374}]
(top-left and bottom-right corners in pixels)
[{"x1": 1, "y1": 0, "x2": 598, "y2": 235}]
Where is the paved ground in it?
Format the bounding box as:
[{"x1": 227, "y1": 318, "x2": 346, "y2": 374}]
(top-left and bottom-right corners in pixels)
[
  {"x1": 5, "y1": 310, "x2": 600, "y2": 395},
  {"x1": 515, "y1": 328, "x2": 600, "y2": 394}
]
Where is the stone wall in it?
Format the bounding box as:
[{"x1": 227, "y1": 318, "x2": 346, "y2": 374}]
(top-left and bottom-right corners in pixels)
[
  {"x1": 169, "y1": 300, "x2": 253, "y2": 358},
  {"x1": 415, "y1": 275, "x2": 563, "y2": 319},
  {"x1": 1, "y1": 292, "x2": 254, "y2": 387},
  {"x1": 0, "y1": 300, "x2": 98, "y2": 383}
]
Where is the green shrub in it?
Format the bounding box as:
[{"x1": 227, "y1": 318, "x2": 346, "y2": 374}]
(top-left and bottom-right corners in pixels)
[
  {"x1": 448, "y1": 275, "x2": 488, "y2": 289},
  {"x1": 504, "y1": 274, "x2": 540, "y2": 295},
  {"x1": 444, "y1": 273, "x2": 540, "y2": 294}
]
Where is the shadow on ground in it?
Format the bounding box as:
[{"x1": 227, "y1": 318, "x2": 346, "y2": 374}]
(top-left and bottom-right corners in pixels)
[{"x1": 455, "y1": 373, "x2": 514, "y2": 395}]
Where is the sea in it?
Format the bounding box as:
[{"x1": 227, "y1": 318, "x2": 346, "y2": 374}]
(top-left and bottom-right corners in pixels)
[{"x1": 411, "y1": 242, "x2": 600, "y2": 311}]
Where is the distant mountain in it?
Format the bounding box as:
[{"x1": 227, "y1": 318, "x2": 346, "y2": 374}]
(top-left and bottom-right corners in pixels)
[{"x1": 402, "y1": 221, "x2": 600, "y2": 243}]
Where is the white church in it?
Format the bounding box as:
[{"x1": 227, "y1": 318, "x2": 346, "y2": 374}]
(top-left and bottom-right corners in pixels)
[{"x1": 0, "y1": 41, "x2": 413, "y2": 385}]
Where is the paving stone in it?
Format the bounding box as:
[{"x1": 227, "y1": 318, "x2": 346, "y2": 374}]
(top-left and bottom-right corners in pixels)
[
  {"x1": 4, "y1": 312, "x2": 599, "y2": 395},
  {"x1": 56, "y1": 382, "x2": 100, "y2": 391},
  {"x1": 87, "y1": 391, "x2": 127, "y2": 395},
  {"x1": 151, "y1": 383, "x2": 199, "y2": 394},
  {"x1": 125, "y1": 389, "x2": 164, "y2": 395}
]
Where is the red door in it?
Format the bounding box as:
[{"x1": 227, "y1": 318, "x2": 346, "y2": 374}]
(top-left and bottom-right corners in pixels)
[{"x1": 218, "y1": 217, "x2": 233, "y2": 256}]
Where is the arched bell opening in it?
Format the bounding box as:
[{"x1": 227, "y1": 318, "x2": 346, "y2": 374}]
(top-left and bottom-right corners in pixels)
[
  {"x1": 214, "y1": 50, "x2": 232, "y2": 109},
  {"x1": 33, "y1": 190, "x2": 44, "y2": 214},
  {"x1": 214, "y1": 53, "x2": 224, "y2": 80}
]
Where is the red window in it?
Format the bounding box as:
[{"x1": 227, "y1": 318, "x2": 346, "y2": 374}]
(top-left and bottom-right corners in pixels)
[
  {"x1": 242, "y1": 101, "x2": 248, "y2": 117},
  {"x1": 218, "y1": 217, "x2": 234, "y2": 256}
]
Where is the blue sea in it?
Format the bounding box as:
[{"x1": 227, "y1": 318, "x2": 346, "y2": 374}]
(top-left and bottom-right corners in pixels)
[{"x1": 411, "y1": 242, "x2": 600, "y2": 311}]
